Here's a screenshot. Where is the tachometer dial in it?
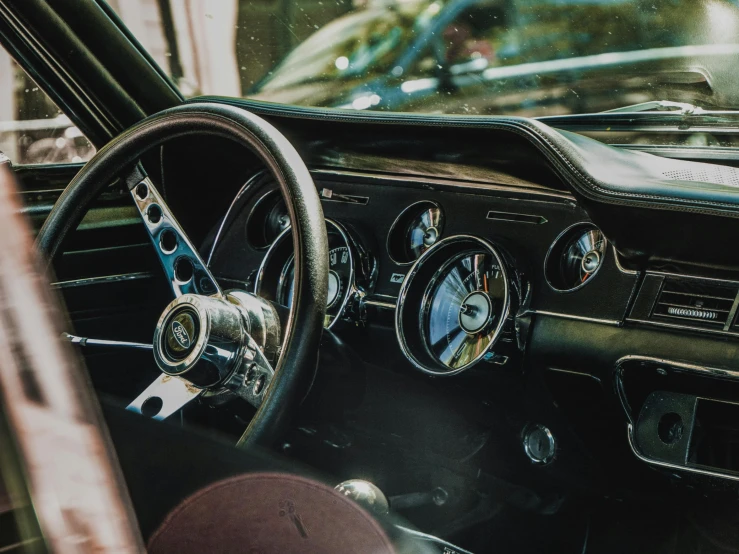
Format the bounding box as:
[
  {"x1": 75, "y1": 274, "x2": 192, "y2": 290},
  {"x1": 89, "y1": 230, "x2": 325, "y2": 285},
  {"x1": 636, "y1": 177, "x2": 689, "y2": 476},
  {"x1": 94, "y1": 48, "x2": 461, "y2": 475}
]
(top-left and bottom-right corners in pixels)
[
  {"x1": 278, "y1": 244, "x2": 351, "y2": 312},
  {"x1": 256, "y1": 219, "x2": 374, "y2": 328}
]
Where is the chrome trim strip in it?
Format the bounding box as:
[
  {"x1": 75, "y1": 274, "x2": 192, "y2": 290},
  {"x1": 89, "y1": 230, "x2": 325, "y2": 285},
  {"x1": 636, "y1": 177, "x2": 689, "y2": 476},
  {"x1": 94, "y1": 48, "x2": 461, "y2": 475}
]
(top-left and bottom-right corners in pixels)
[
  {"x1": 612, "y1": 246, "x2": 638, "y2": 275},
  {"x1": 615, "y1": 354, "x2": 739, "y2": 383},
  {"x1": 363, "y1": 298, "x2": 397, "y2": 310},
  {"x1": 546, "y1": 366, "x2": 602, "y2": 383},
  {"x1": 648, "y1": 270, "x2": 739, "y2": 287},
  {"x1": 319, "y1": 188, "x2": 369, "y2": 204},
  {"x1": 616, "y1": 355, "x2": 739, "y2": 482},
  {"x1": 534, "y1": 311, "x2": 621, "y2": 326},
  {"x1": 724, "y1": 293, "x2": 739, "y2": 331},
  {"x1": 311, "y1": 169, "x2": 576, "y2": 201},
  {"x1": 486, "y1": 210, "x2": 547, "y2": 224},
  {"x1": 207, "y1": 171, "x2": 268, "y2": 266},
  {"x1": 625, "y1": 316, "x2": 739, "y2": 336},
  {"x1": 51, "y1": 271, "x2": 153, "y2": 289},
  {"x1": 613, "y1": 355, "x2": 739, "y2": 426}
]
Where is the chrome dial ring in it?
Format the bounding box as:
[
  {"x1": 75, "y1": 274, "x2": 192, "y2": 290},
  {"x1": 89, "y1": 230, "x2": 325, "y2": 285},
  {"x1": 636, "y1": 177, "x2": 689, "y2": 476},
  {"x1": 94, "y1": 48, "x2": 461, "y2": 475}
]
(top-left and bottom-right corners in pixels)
[{"x1": 396, "y1": 235, "x2": 512, "y2": 376}]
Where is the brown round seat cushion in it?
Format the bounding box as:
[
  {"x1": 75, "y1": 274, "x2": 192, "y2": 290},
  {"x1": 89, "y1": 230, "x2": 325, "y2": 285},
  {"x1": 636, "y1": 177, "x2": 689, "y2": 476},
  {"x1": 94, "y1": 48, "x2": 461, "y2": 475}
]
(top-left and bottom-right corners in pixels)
[{"x1": 148, "y1": 472, "x2": 396, "y2": 553}]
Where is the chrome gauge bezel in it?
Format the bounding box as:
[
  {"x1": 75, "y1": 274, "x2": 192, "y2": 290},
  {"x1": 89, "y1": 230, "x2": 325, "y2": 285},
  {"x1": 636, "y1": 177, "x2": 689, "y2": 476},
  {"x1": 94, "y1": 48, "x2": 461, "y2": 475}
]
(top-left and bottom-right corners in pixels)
[
  {"x1": 396, "y1": 235, "x2": 512, "y2": 376},
  {"x1": 387, "y1": 200, "x2": 445, "y2": 265},
  {"x1": 255, "y1": 219, "x2": 360, "y2": 329},
  {"x1": 544, "y1": 222, "x2": 608, "y2": 293}
]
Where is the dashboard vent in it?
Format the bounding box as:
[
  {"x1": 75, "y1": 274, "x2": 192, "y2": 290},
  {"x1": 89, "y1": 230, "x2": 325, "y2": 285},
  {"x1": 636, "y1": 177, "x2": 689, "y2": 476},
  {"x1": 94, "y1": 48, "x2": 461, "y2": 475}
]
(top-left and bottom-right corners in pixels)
[{"x1": 652, "y1": 278, "x2": 738, "y2": 327}]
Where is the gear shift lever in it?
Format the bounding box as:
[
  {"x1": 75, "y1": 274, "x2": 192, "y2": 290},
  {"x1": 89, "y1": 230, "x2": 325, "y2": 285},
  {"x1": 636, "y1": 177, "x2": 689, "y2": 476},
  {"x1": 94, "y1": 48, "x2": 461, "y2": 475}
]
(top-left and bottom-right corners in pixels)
[
  {"x1": 334, "y1": 480, "x2": 474, "y2": 554},
  {"x1": 335, "y1": 479, "x2": 390, "y2": 515}
]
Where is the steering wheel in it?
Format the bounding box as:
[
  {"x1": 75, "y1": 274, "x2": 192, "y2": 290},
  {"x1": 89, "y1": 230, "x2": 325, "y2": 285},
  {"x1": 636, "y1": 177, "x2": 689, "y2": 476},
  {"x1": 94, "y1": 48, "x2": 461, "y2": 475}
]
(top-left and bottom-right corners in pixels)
[{"x1": 36, "y1": 103, "x2": 329, "y2": 448}]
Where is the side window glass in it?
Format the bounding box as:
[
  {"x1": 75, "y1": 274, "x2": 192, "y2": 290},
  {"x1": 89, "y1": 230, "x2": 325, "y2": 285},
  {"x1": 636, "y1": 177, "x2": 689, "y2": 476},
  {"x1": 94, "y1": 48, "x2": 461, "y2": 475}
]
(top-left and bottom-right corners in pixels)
[{"x1": 0, "y1": 50, "x2": 95, "y2": 165}]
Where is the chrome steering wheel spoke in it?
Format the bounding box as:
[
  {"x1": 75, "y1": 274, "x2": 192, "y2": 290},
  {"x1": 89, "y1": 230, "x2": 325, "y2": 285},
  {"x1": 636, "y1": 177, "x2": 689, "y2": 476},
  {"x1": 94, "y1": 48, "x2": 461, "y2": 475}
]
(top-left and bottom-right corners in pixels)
[
  {"x1": 126, "y1": 374, "x2": 203, "y2": 421},
  {"x1": 130, "y1": 177, "x2": 221, "y2": 298}
]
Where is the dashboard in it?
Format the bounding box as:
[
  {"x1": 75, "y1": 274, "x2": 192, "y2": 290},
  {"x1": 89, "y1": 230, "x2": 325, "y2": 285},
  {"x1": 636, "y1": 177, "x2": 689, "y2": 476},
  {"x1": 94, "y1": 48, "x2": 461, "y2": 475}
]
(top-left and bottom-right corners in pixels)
[{"x1": 131, "y1": 104, "x2": 739, "y2": 530}]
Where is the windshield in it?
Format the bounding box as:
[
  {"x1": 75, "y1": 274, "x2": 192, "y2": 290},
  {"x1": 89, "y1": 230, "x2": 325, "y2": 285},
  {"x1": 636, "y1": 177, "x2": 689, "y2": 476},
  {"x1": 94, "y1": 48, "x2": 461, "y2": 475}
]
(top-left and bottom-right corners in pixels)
[{"x1": 111, "y1": 0, "x2": 739, "y2": 118}]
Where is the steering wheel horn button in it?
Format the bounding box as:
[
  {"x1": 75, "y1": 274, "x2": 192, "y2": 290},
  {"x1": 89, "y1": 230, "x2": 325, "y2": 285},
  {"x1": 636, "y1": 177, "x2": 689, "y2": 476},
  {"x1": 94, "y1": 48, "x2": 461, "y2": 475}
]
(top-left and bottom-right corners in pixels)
[
  {"x1": 164, "y1": 309, "x2": 199, "y2": 361},
  {"x1": 129, "y1": 290, "x2": 280, "y2": 420},
  {"x1": 153, "y1": 294, "x2": 245, "y2": 387}
]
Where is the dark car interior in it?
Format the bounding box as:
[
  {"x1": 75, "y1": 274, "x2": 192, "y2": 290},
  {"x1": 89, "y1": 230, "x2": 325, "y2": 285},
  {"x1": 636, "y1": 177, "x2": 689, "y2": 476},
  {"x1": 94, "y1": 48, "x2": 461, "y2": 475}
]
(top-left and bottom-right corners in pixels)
[{"x1": 5, "y1": 1, "x2": 739, "y2": 553}]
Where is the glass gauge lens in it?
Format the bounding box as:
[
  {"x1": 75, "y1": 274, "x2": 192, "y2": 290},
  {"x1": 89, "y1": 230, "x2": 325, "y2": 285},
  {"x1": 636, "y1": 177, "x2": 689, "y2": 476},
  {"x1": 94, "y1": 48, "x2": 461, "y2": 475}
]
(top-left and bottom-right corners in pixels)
[
  {"x1": 388, "y1": 201, "x2": 444, "y2": 264},
  {"x1": 557, "y1": 228, "x2": 606, "y2": 289},
  {"x1": 424, "y1": 252, "x2": 508, "y2": 371},
  {"x1": 277, "y1": 237, "x2": 352, "y2": 323},
  {"x1": 405, "y1": 205, "x2": 443, "y2": 260}
]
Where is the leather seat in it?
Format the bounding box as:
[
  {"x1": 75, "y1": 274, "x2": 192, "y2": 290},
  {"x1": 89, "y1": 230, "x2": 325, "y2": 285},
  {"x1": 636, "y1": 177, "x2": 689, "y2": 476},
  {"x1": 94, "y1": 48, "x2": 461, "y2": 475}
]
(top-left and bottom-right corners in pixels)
[{"x1": 148, "y1": 472, "x2": 396, "y2": 554}]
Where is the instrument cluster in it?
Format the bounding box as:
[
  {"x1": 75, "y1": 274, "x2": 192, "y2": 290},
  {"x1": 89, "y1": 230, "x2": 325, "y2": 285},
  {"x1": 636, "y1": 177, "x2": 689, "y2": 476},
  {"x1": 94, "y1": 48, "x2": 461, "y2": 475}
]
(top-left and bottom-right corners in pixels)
[{"x1": 224, "y1": 183, "x2": 612, "y2": 377}]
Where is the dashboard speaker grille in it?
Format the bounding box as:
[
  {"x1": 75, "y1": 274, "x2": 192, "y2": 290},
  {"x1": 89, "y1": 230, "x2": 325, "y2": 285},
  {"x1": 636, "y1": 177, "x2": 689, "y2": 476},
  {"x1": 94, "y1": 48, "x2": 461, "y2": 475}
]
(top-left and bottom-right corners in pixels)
[
  {"x1": 652, "y1": 278, "x2": 738, "y2": 327},
  {"x1": 663, "y1": 166, "x2": 739, "y2": 187}
]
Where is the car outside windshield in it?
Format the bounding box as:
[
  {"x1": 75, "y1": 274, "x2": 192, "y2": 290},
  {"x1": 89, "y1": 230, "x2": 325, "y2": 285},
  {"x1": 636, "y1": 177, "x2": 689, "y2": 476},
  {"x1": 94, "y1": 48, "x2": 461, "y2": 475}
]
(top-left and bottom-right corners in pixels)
[{"x1": 110, "y1": 0, "x2": 739, "y2": 119}]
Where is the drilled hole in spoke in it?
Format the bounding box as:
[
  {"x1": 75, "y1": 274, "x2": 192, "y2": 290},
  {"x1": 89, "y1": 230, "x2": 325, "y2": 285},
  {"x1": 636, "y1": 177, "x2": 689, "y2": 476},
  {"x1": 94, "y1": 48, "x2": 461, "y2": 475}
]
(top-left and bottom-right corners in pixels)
[
  {"x1": 174, "y1": 257, "x2": 194, "y2": 283},
  {"x1": 135, "y1": 183, "x2": 149, "y2": 200},
  {"x1": 141, "y1": 396, "x2": 164, "y2": 418},
  {"x1": 160, "y1": 229, "x2": 178, "y2": 254},
  {"x1": 147, "y1": 204, "x2": 162, "y2": 224}
]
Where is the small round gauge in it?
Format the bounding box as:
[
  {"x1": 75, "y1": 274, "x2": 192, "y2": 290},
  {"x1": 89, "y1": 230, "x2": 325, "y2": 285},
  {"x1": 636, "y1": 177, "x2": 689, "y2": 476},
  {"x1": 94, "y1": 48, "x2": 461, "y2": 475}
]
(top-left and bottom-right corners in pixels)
[
  {"x1": 545, "y1": 223, "x2": 607, "y2": 292},
  {"x1": 256, "y1": 220, "x2": 373, "y2": 329},
  {"x1": 396, "y1": 236, "x2": 516, "y2": 376},
  {"x1": 388, "y1": 201, "x2": 444, "y2": 264}
]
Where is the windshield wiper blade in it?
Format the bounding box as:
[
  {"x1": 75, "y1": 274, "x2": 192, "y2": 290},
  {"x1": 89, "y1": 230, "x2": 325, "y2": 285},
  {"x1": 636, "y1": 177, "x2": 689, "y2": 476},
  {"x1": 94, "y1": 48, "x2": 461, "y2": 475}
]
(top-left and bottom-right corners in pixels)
[
  {"x1": 536, "y1": 100, "x2": 739, "y2": 132},
  {"x1": 603, "y1": 100, "x2": 707, "y2": 115}
]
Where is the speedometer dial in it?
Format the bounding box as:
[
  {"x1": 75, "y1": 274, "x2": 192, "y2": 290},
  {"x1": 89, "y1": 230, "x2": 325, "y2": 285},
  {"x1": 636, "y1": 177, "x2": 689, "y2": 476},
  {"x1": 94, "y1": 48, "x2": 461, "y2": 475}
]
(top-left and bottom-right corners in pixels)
[
  {"x1": 396, "y1": 236, "x2": 516, "y2": 376},
  {"x1": 424, "y1": 252, "x2": 508, "y2": 370}
]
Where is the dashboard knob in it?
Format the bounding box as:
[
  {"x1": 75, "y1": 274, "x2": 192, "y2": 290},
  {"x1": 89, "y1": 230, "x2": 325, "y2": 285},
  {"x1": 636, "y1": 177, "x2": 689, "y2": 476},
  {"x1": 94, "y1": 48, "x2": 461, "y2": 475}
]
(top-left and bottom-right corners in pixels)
[{"x1": 522, "y1": 424, "x2": 556, "y2": 465}]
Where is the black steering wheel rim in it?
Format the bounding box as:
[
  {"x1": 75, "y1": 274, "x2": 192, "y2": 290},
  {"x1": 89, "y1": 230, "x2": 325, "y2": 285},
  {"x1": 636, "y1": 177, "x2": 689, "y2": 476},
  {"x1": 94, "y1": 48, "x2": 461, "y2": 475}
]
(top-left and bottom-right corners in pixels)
[{"x1": 36, "y1": 102, "x2": 329, "y2": 448}]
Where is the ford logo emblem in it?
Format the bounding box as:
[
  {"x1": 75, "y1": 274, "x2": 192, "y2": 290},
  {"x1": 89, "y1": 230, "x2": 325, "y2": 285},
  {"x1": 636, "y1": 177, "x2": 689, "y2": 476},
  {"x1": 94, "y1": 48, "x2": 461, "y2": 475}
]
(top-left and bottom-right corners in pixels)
[{"x1": 171, "y1": 320, "x2": 191, "y2": 350}]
